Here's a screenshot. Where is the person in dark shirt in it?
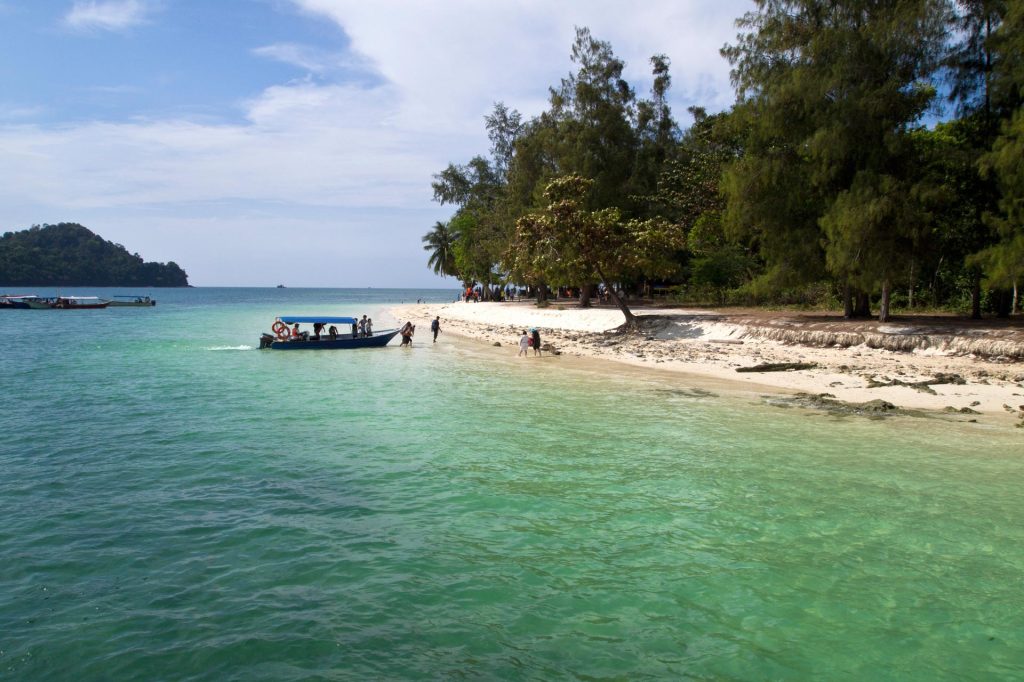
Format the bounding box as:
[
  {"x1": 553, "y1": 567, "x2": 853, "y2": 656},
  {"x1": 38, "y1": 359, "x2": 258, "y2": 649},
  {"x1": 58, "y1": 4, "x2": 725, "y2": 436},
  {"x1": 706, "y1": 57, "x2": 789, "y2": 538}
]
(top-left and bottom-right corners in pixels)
[{"x1": 430, "y1": 316, "x2": 441, "y2": 343}]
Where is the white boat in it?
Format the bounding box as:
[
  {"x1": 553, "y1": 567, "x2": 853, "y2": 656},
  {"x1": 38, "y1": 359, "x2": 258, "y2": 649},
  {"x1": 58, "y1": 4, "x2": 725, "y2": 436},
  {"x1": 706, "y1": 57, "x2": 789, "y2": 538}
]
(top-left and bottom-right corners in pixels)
[{"x1": 108, "y1": 295, "x2": 156, "y2": 307}]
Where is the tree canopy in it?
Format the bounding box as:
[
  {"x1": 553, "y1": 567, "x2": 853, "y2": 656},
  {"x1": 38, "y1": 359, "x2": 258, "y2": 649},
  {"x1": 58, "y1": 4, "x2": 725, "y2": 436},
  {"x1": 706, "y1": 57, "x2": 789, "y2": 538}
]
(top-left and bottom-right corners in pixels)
[
  {"x1": 0, "y1": 223, "x2": 189, "y2": 287},
  {"x1": 423, "y1": 9, "x2": 1024, "y2": 321}
]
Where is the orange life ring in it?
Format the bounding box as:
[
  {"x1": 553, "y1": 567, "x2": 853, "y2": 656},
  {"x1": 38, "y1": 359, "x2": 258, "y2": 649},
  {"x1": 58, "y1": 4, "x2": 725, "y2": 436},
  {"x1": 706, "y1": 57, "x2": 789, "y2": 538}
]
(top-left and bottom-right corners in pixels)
[{"x1": 272, "y1": 320, "x2": 289, "y2": 339}]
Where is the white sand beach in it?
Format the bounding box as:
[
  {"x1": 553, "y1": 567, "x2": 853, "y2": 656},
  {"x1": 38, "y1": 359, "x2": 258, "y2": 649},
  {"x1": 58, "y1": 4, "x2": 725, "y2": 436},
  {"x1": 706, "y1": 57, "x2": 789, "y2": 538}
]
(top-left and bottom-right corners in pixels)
[{"x1": 391, "y1": 301, "x2": 1024, "y2": 428}]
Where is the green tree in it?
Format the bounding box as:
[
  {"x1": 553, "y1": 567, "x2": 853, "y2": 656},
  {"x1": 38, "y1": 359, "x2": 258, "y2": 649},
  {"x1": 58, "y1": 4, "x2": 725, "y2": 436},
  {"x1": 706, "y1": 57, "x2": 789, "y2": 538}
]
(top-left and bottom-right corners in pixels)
[
  {"x1": 723, "y1": 0, "x2": 951, "y2": 321},
  {"x1": 547, "y1": 27, "x2": 639, "y2": 212},
  {"x1": 977, "y1": 107, "x2": 1024, "y2": 313},
  {"x1": 421, "y1": 220, "x2": 460, "y2": 280},
  {"x1": 508, "y1": 176, "x2": 685, "y2": 327},
  {"x1": 0, "y1": 223, "x2": 188, "y2": 286}
]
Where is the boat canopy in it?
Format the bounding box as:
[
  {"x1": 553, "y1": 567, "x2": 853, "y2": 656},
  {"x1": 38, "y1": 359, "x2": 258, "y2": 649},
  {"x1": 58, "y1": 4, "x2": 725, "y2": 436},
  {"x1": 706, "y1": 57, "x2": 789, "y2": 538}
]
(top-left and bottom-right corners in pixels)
[{"x1": 278, "y1": 316, "x2": 358, "y2": 325}]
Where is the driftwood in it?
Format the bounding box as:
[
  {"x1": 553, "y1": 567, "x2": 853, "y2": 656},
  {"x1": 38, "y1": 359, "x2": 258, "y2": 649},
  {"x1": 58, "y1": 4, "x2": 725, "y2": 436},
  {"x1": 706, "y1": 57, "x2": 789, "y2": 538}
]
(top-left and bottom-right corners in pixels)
[
  {"x1": 709, "y1": 339, "x2": 744, "y2": 345},
  {"x1": 736, "y1": 362, "x2": 818, "y2": 373}
]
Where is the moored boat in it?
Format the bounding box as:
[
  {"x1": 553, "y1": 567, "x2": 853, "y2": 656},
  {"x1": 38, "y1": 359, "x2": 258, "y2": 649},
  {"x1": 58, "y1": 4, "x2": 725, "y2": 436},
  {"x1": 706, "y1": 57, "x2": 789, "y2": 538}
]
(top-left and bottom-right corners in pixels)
[
  {"x1": 50, "y1": 296, "x2": 110, "y2": 309},
  {"x1": 259, "y1": 316, "x2": 400, "y2": 350},
  {"x1": 25, "y1": 298, "x2": 56, "y2": 309},
  {"x1": 108, "y1": 295, "x2": 156, "y2": 307},
  {"x1": 1, "y1": 295, "x2": 41, "y2": 309}
]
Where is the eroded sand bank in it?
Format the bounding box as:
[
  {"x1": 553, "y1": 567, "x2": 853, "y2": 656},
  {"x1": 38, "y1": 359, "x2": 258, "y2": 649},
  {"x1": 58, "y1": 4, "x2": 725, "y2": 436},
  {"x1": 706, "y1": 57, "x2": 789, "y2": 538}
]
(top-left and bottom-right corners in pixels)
[{"x1": 390, "y1": 301, "x2": 1024, "y2": 428}]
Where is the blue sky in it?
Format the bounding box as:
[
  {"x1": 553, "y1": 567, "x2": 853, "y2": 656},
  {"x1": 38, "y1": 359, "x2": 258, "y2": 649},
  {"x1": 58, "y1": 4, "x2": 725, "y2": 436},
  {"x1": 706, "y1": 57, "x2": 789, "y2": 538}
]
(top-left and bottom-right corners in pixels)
[{"x1": 0, "y1": 0, "x2": 750, "y2": 286}]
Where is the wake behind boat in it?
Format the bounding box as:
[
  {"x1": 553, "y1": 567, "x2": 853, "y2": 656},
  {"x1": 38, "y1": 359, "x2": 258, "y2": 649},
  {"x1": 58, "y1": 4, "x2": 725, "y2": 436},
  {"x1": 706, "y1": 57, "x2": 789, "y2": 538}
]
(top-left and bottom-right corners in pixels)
[{"x1": 259, "y1": 315, "x2": 400, "y2": 350}]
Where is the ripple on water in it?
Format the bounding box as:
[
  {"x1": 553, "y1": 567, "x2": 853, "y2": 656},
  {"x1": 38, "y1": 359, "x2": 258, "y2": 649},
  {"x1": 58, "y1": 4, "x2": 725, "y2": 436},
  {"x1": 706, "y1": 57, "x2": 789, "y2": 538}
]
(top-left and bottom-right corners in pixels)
[{"x1": 2, "y1": 289, "x2": 1023, "y2": 680}]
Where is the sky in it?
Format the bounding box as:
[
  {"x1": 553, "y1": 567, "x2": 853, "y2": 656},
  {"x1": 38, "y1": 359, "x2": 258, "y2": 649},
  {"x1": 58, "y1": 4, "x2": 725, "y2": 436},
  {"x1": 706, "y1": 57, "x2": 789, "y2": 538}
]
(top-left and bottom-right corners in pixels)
[{"x1": 0, "y1": 0, "x2": 751, "y2": 287}]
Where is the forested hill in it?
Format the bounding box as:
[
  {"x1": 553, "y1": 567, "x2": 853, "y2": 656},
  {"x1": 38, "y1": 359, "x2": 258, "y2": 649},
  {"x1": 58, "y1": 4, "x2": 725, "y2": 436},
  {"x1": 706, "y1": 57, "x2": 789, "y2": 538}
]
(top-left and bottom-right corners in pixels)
[{"x1": 0, "y1": 223, "x2": 189, "y2": 287}]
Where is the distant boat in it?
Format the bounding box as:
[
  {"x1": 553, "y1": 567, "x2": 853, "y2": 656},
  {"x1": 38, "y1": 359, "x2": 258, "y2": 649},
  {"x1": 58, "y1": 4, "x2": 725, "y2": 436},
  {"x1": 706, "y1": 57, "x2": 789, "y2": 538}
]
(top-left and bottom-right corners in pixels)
[
  {"x1": 1, "y1": 295, "x2": 40, "y2": 309},
  {"x1": 50, "y1": 296, "x2": 110, "y2": 309},
  {"x1": 108, "y1": 295, "x2": 156, "y2": 307},
  {"x1": 259, "y1": 315, "x2": 400, "y2": 350},
  {"x1": 276, "y1": 284, "x2": 286, "y2": 288}
]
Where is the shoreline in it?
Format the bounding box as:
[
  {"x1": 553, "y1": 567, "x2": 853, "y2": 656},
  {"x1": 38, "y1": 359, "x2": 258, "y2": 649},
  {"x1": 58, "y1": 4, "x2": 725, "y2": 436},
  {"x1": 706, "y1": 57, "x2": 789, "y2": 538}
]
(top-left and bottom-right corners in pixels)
[{"x1": 390, "y1": 301, "x2": 1024, "y2": 429}]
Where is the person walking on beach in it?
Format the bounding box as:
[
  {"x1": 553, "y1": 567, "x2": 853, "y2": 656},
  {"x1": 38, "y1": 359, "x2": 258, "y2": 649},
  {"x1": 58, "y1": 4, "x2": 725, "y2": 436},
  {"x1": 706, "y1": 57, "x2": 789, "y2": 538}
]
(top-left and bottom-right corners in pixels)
[
  {"x1": 431, "y1": 316, "x2": 441, "y2": 343},
  {"x1": 518, "y1": 330, "x2": 529, "y2": 357},
  {"x1": 531, "y1": 328, "x2": 541, "y2": 356}
]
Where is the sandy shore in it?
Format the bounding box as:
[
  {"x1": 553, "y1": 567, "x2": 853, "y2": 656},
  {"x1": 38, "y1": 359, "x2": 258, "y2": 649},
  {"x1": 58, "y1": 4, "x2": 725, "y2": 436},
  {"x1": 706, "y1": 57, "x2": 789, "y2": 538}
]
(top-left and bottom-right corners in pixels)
[{"x1": 390, "y1": 301, "x2": 1024, "y2": 428}]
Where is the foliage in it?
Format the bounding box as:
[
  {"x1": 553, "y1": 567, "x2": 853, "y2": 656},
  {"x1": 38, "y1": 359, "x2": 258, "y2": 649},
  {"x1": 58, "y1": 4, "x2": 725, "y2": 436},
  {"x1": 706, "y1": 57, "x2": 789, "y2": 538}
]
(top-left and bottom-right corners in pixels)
[
  {"x1": 0, "y1": 223, "x2": 189, "y2": 287},
  {"x1": 508, "y1": 176, "x2": 685, "y2": 325},
  {"x1": 722, "y1": 0, "x2": 952, "y2": 319},
  {"x1": 975, "y1": 107, "x2": 1024, "y2": 291},
  {"x1": 421, "y1": 220, "x2": 460, "y2": 280},
  {"x1": 420, "y1": 16, "x2": 1024, "y2": 318}
]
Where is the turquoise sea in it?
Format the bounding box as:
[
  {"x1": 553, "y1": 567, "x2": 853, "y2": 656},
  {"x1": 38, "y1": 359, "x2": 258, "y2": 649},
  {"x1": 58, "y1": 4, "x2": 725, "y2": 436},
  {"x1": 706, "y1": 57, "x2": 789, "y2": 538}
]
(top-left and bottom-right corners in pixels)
[{"x1": 1, "y1": 287, "x2": 1022, "y2": 680}]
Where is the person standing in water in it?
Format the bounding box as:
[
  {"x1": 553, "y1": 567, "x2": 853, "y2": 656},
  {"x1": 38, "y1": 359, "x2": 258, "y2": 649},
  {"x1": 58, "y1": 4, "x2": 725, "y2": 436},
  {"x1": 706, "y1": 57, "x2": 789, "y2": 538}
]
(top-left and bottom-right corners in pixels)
[
  {"x1": 400, "y1": 321, "x2": 415, "y2": 346},
  {"x1": 430, "y1": 316, "x2": 441, "y2": 343},
  {"x1": 531, "y1": 328, "x2": 541, "y2": 356},
  {"x1": 518, "y1": 330, "x2": 529, "y2": 357}
]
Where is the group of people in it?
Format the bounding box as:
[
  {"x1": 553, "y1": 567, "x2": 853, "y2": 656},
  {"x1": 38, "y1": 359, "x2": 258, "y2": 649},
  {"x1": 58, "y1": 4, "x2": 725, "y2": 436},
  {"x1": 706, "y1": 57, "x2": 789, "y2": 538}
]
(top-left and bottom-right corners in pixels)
[
  {"x1": 399, "y1": 316, "x2": 441, "y2": 347},
  {"x1": 461, "y1": 286, "x2": 522, "y2": 302},
  {"x1": 355, "y1": 315, "x2": 374, "y2": 337},
  {"x1": 307, "y1": 322, "x2": 340, "y2": 340},
  {"x1": 518, "y1": 328, "x2": 542, "y2": 357}
]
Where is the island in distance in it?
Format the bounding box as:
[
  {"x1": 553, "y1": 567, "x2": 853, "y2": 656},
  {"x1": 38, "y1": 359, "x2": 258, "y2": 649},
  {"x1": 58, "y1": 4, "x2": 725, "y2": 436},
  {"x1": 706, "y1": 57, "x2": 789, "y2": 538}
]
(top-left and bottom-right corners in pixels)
[{"x1": 0, "y1": 223, "x2": 189, "y2": 287}]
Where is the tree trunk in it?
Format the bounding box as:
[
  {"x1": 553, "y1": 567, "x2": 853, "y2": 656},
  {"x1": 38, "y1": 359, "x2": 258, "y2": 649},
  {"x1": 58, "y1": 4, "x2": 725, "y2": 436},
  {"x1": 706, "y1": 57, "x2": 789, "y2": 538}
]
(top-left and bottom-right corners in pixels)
[
  {"x1": 996, "y1": 289, "x2": 1011, "y2": 318},
  {"x1": 579, "y1": 283, "x2": 594, "y2": 308},
  {"x1": 907, "y1": 260, "x2": 915, "y2": 310},
  {"x1": 971, "y1": 271, "x2": 982, "y2": 320},
  {"x1": 879, "y1": 280, "x2": 891, "y2": 322},
  {"x1": 598, "y1": 273, "x2": 636, "y2": 329},
  {"x1": 843, "y1": 282, "x2": 854, "y2": 319},
  {"x1": 536, "y1": 283, "x2": 549, "y2": 304},
  {"x1": 1013, "y1": 281, "x2": 1019, "y2": 315},
  {"x1": 855, "y1": 291, "x2": 871, "y2": 318}
]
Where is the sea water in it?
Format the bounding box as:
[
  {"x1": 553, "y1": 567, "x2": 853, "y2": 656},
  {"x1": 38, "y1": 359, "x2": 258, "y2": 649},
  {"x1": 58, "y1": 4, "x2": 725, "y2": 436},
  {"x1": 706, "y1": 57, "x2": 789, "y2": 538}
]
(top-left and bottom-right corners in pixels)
[{"x1": 1, "y1": 288, "x2": 1021, "y2": 680}]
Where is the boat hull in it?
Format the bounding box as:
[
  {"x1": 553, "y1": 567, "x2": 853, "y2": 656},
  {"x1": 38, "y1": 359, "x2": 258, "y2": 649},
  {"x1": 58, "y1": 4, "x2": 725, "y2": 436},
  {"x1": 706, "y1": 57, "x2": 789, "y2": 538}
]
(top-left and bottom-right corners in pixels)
[{"x1": 260, "y1": 329, "x2": 400, "y2": 350}]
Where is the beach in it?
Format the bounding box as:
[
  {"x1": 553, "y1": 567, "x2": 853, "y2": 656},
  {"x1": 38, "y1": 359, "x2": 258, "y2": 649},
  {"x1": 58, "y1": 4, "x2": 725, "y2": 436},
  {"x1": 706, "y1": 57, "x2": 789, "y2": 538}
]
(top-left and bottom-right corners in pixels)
[{"x1": 392, "y1": 300, "x2": 1024, "y2": 427}]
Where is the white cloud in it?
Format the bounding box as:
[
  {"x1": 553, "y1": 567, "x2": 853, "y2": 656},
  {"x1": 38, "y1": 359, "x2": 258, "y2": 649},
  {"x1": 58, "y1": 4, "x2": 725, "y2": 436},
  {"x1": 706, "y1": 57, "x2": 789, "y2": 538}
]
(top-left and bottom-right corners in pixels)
[
  {"x1": 252, "y1": 42, "x2": 375, "y2": 76},
  {"x1": 4, "y1": 1, "x2": 752, "y2": 284},
  {"x1": 0, "y1": 82, "x2": 449, "y2": 211},
  {"x1": 63, "y1": 0, "x2": 151, "y2": 32},
  {"x1": 290, "y1": 0, "x2": 748, "y2": 125}
]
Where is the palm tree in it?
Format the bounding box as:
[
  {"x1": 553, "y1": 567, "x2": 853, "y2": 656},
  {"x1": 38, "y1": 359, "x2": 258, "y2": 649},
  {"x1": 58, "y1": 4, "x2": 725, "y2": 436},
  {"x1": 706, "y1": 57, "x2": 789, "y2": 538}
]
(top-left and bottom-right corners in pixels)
[{"x1": 422, "y1": 220, "x2": 459, "y2": 279}]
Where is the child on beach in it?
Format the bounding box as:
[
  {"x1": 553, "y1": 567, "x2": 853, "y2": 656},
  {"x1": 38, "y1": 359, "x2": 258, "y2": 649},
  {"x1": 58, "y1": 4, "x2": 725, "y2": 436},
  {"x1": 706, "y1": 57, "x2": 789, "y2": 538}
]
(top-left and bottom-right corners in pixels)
[{"x1": 518, "y1": 331, "x2": 529, "y2": 356}]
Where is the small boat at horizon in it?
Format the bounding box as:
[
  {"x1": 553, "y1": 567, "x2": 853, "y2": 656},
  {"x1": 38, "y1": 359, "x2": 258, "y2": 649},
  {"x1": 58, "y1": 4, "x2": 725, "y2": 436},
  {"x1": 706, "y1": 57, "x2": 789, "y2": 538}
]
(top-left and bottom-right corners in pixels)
[
  {"x1": 259, "y1": 315, "x2": 400, "y2": 350},
  {"x1": 108, "y1": 295, "x2": 156, "y2": 307}
]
